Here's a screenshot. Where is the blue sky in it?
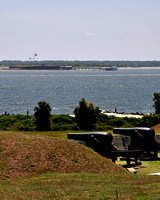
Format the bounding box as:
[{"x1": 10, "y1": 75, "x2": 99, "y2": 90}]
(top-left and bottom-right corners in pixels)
[{"x1": 1, "y1": 0, "x2": 160, "y2": 61}]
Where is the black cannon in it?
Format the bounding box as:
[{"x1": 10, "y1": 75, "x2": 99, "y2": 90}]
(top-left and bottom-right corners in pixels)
[
  {"x1": 68, "y1": 132, "x2": 116, "y2": 157},
  {"x1": 113, "y1": 127, "x2": 160, "y2": 158},
  {"x1": 68, "y1": 132, "x2": 142, "y2": 165}
]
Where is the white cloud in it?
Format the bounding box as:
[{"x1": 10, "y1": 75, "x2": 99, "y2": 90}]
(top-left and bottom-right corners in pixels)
[
  {"x1": 1, "y1": 11, "x2": 85, "y2": 25},
  {"x1": 0, "y1": 37, "x2": 11, "y2": 42},
  {"x1": 133, "y1": 27, "x2": 151, "y2": 34},
  {"x1": 85, "y1": 32, "x2": 96, "y2": 37}
]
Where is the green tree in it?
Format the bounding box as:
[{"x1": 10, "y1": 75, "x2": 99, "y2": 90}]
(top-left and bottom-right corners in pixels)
[
  {"x1": 34, "y1": 101, "x2": 51, "y2": 131},
  {"x1": 153, "y1": 93, "x2": 160, "y2": 114},
  {"x1": 74, "y1": 98, "x2": 100, "y2": 130}
]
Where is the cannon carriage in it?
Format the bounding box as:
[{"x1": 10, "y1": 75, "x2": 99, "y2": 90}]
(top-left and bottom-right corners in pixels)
[{"x1": 113, "y1": 127, "x2": 160, "y2": 158}]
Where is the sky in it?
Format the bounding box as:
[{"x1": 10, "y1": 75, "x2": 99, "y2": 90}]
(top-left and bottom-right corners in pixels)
[{"x1": 1, "y1": 0, "x2": 160, "y2": 61}]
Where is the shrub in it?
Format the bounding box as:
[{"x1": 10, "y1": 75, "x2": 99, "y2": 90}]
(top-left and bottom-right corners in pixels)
[
  {"x1": 0, "y1": 115, "x2": 35, "y2": 131},
  {"x1": 51, "y1": 114, "x2": 79, "y2": 131},
  {"x1": 51, "y1": 114, "x2": 75, "y2": 125},
  {"x1": 140, "y1": 114, "x2": 160, "y2": 127},
  {"x1": 51, "y1": 123, "x2": 79, "y2": 131},
  {"x1": 95, "y1": 113, "x2": 141, "y2": 131}
]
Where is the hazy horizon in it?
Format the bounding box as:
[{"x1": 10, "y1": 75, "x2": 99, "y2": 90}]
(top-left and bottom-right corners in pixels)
[{"x1": 1, "y1": 0, "x2": 160, "y2": 61}]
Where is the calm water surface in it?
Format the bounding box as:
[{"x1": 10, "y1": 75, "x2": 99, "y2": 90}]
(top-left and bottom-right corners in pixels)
[{"x1": 0, "y1": 68, "x2": 160, "y2": 115}]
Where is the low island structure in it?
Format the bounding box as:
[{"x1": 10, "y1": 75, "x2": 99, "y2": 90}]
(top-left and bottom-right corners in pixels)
[{"x1": 9, "y1": 65, "x2": 72, "y2": 70}]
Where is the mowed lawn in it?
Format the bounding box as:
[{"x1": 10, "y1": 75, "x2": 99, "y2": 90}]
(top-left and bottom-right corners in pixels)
[
  {"x1": 0, "y1": 172, "x2": 160, "y2": 199},
  {"x1": 0, "y1": 131, "x2": 160, "y2": 199}
]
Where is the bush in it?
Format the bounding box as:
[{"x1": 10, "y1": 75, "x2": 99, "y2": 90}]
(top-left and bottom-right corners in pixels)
[
  {"x1": 51, "y1": 114, "x2": 79, "y2": 131},
  {"x1": 95, "y1": 113, "x2": 141, "y2": 131},
  {"x1": 51, "y1": 114, "x2": 75, "y2": 125},
  {"x1": 0, "y1": 115, "x2": 35, "y2": 131},
  {"x1": 140, "y1": 114, "x2": 160, "y2": 127},
  {"x1": 51, "y1": 123, "x2": 79, "y2": 131}
]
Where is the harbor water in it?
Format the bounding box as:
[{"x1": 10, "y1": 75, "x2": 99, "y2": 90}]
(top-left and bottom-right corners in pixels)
[{"x1": 0, "y1": 68, "x2": 160, "y2": 115}]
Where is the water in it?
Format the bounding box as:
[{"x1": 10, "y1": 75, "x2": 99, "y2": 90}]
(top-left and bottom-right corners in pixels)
[{"x1": 0, "y1": 68, "x2": 160, "y2": 115}]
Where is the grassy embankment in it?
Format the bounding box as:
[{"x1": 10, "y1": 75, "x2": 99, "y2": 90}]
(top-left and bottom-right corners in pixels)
[
  {"x1": 153, "y1": 123, "x2": 160, "y2": 135},
  {"x1": 0, "y1": 131, "x2": 160, "y2": 199}
]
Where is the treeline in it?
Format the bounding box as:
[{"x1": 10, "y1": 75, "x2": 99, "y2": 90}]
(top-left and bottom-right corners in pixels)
[
  {"x1": 1, "y1": 112, "x2": 160, "y2": 132},
  {"x1": 1, "y1": 60, "x2": 160, "y2": 68}
]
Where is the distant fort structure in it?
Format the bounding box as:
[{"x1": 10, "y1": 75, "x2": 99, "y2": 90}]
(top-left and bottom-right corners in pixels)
[{"x1": 9, "y1": 65, "x2": 72, "y2": 70}]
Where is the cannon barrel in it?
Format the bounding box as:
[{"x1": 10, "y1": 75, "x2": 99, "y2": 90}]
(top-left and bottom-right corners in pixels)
[
  {"x1": 68, "y1": 132, "x2": 117, "y2": 157},
  {"x1": 113, "y1": 127, "x2": 155, "y2": 139},
  {"x1": 67, "y1": 132, "x2": 113, "y2": 144}
]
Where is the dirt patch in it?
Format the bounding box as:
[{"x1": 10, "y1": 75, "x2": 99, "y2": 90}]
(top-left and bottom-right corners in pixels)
[{"x1": 0, "y1": 132, "x2": 126, "y2": 179}]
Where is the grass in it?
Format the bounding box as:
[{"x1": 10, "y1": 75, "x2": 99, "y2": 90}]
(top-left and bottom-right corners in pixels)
[
  {"x1": 0, "y1": 173, "x2": 160, "y2": 199},
  {"x1": 22, "y1": 130, "x2": 69, "y2": 138},
  {"x1": 136, "y1": 160, "x2": 160, "y2": 175},
  {"x1": 0, "y1": 131, "x2": 160, "y2": 199},
  {"x1": 155, "y1": 131, "x2": 160, "y2": 135},
  {"x1": 152, "y1": 124, "x2": 160, "y2": 135}
]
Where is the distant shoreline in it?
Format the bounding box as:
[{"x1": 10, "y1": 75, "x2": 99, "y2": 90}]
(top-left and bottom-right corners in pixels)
[{"x1": 1, "y1": 66, "x2": 160, "y2": 70}]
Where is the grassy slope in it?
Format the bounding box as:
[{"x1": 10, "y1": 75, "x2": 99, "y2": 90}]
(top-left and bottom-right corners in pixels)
[
  {"x1": 153, "y1": 124, "x2": 160, "y2": 135},
  {"x1": 0, "y1": 132, "x2": 125, "y2": 179}
]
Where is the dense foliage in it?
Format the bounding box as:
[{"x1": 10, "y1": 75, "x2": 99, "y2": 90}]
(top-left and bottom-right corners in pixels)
[
  {"x1": 1, "y1": 113, "x2": 160, "y2": 132},
  {"x1": 51, "y1": 114, "x2": 79, "y2": 131},
  {"x1": 95, "y1": 113, "x2": 141, "y2": 131},
  {"x1": 0, "y1": 115, "x2": 35, "y2": 131}
]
